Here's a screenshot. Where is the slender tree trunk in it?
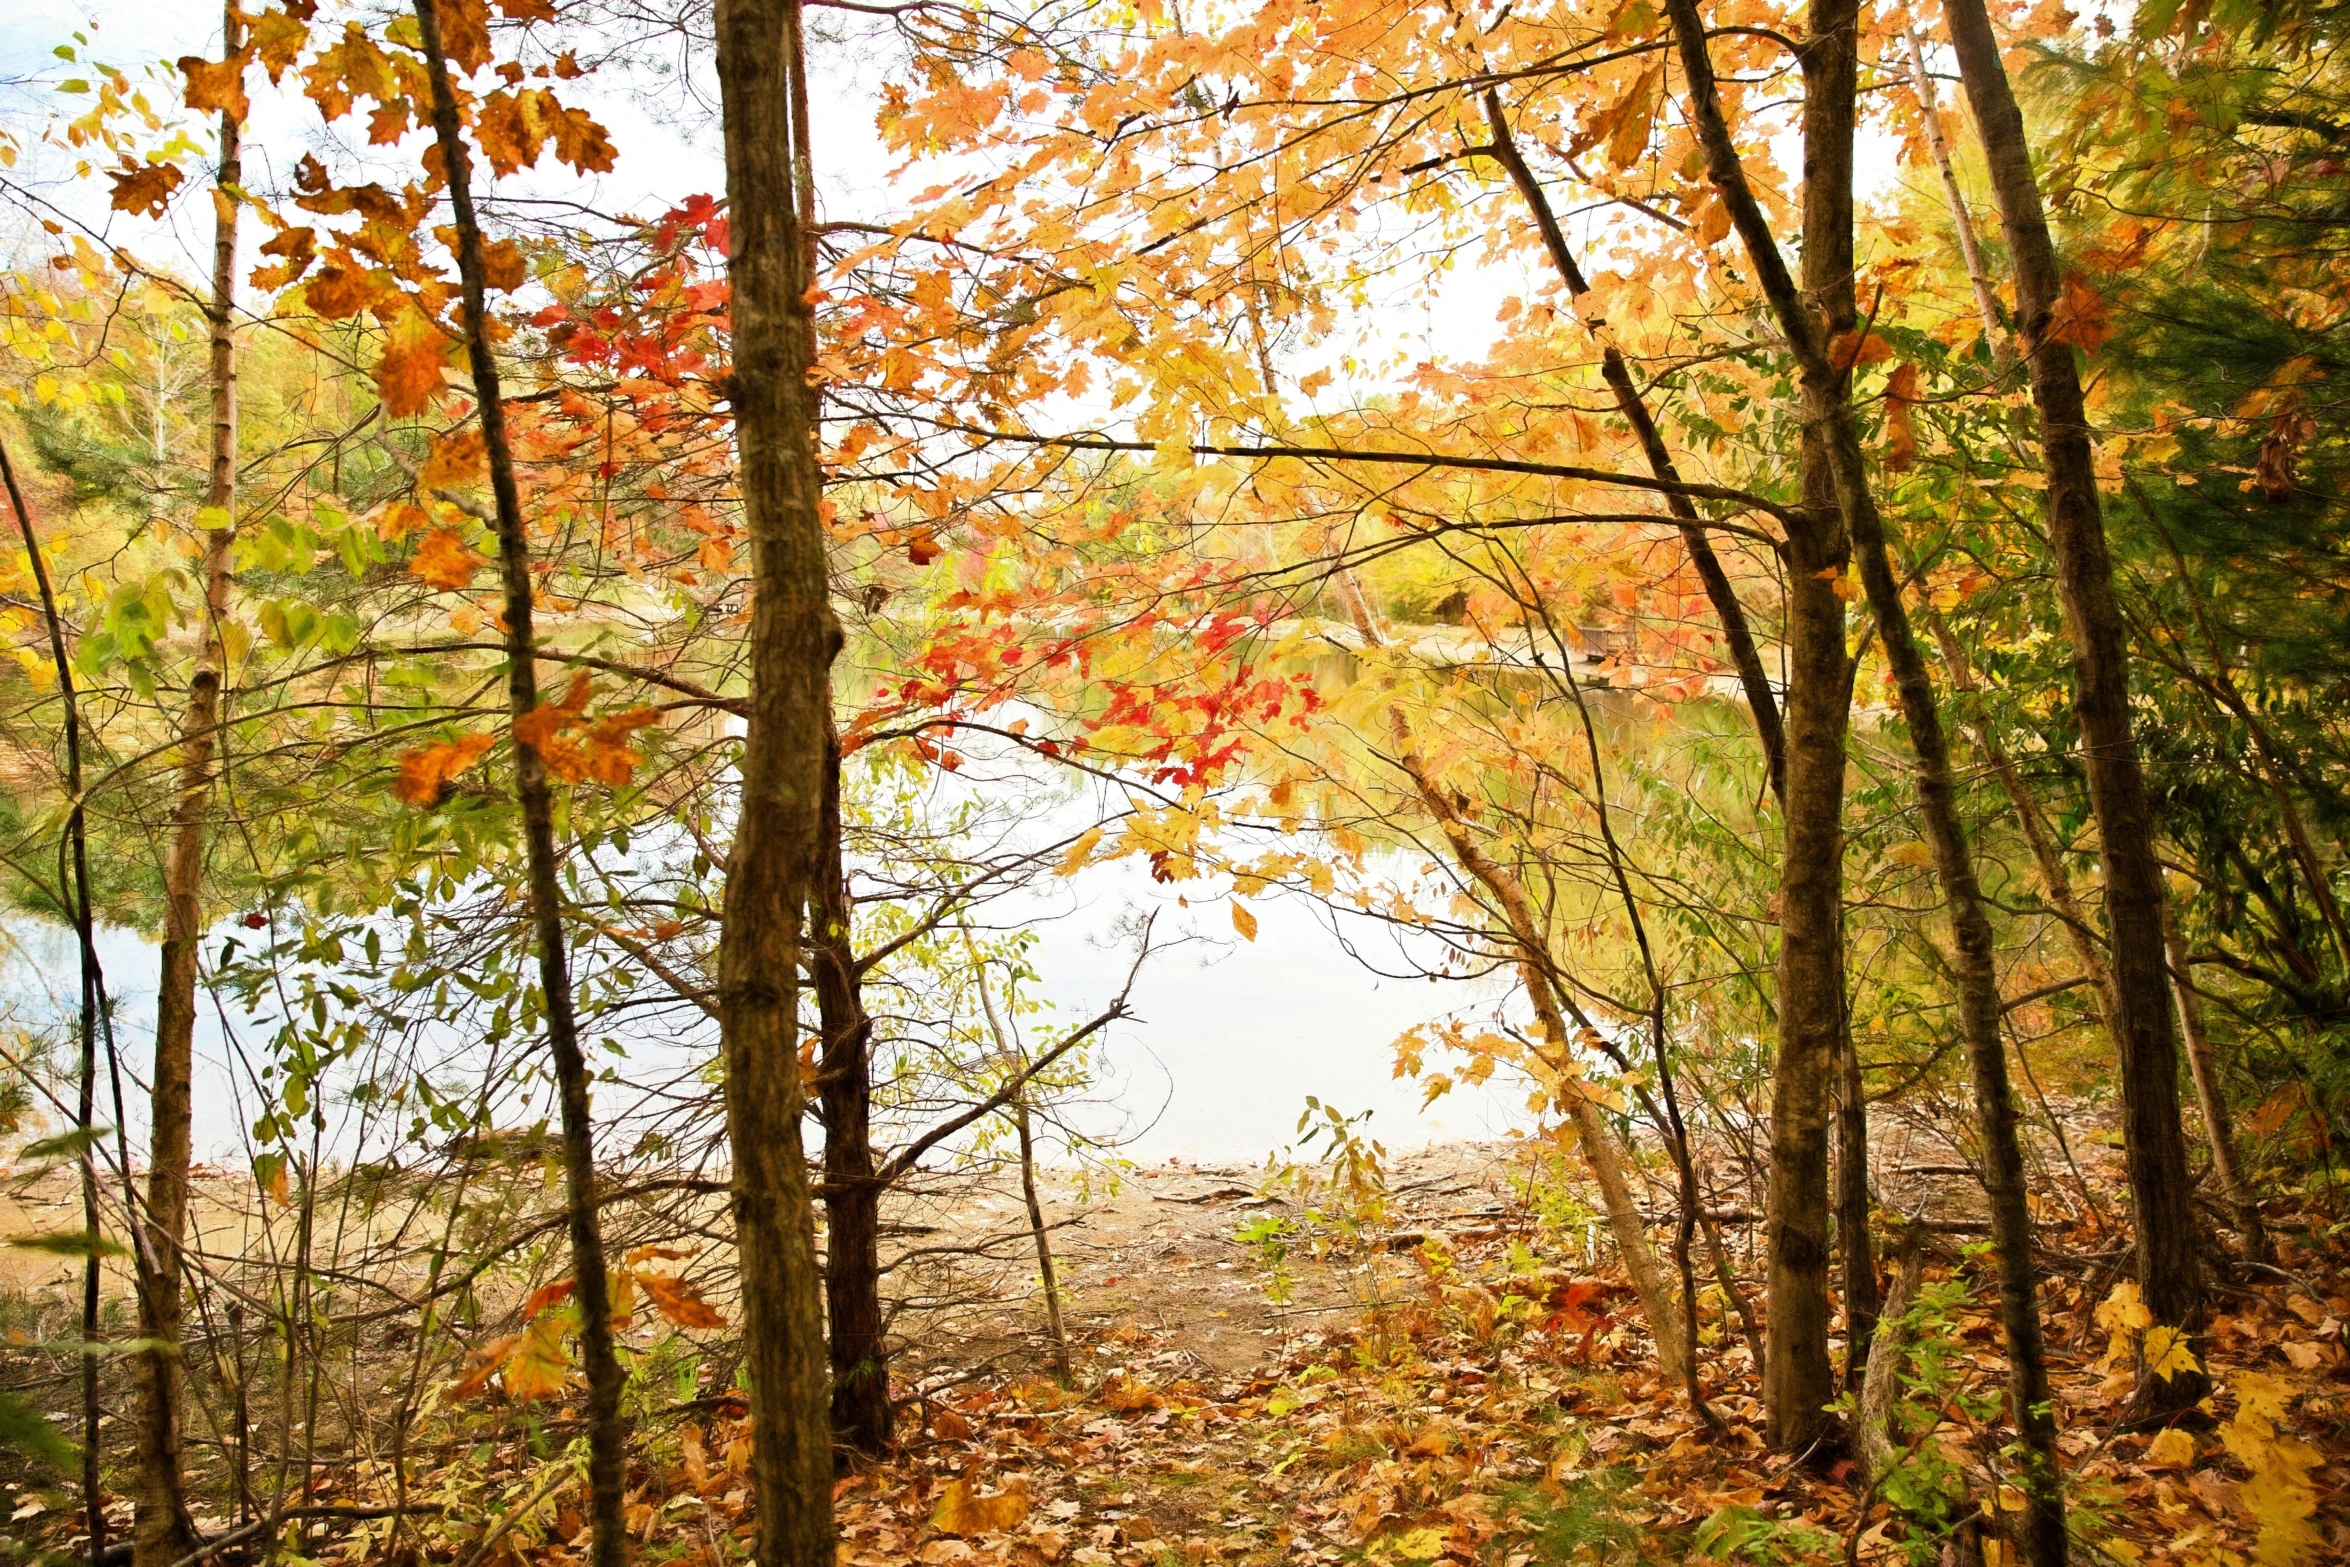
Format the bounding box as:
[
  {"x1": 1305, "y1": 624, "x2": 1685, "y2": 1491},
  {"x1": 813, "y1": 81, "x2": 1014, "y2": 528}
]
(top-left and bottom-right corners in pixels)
[
  {"x1": 1327, "y1": 567, "x2": 1691, "y2": 1392},
  {"x1": 711, "y1": 0, "x2": 841, "y2": 1556},
  {"x1": 813, "y1": 728, "x2": 890, "y2": 1460},
  {"x1": 1942, "y1": 0, "x2": 2204, "y2": 1349},
  {"x1": 1902, "y1": 28, "x2": 2011, "y2": 366},
  {"x1": 1478, "y1": 91, "x2": 1786, "y2": 796},
  {"x1": 970, "y1": 949, "x2": 1074, "y2": 1386},
  {"x1": 1667, "y1": 7, "x2": 2066, "y2": 1552},
  {"x1": 2162, "y1": 906, "x2": 2267, "y2": 1261},
  {"x1": 410, "y1": 8, "x2": 629, "y2": 1564},
  {"x1": 1015, "y1": 1104, "x2": 1073, "y2": 1386},
  {"x1": 136, "y1": 14, "x2": 243, "y2": 1560},
  {"x1": 4, "y1": 438, "x2": 110, "y2": 1567},
  {"x1": 1834, "y1": 983, "x2": 1878, "y2": 1390}
]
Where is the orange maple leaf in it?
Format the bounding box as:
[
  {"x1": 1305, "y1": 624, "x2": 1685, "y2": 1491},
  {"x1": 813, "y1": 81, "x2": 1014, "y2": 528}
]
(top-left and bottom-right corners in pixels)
[
  {"x1": 2045, "y1": 272, "x2": 2112, "y2": 354},
  {"x1": 409, "y1": 527, "x2": 484, "y2": 590},
  {"x1": 249, "y1": 226, "x2": 317, "y2": 291},
  {"x1": 376, "y1": 302, "x2": 455, "y2": 417},
  {"x1": 393, "y1": 731, "x2": 495, "y2": 805},
  {"x1": 1884, "y1": 362, "x2": 1922, "y2": 473}
]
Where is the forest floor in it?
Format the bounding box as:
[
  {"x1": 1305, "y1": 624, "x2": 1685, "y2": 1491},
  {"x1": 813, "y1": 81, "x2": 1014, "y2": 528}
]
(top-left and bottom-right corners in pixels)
[{"x1": 4, "y1": 1133, "x2": 2349, "y2": 1565}]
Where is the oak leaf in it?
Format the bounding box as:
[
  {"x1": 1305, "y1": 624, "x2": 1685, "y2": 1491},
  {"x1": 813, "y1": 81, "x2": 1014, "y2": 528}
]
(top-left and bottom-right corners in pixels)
[{"x1": 409, "y1": 527, "x2": 484, "y2": 591}]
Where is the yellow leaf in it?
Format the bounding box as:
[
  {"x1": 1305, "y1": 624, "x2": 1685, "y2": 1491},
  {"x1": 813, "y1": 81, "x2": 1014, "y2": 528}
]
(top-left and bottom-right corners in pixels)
[
  {"x1": 2145, "y1": 1427, "x2": 2196, "y2": 1468},
  {"x1": 928, "y1": 1477, "x2": 1029, "y2": 1537},
  {"x1": 2144, "y1": 1323, "x2": 2201, "y2": 1383},
  {"x1": 504, "y1": 1307, "x2": 572, "y2": 1400},
  {"x1": 1056, "y1": 826, "x2": 1103, "y2": 877},
  {"x1": 1231, "y1": 902, "x2": 1257, "y2": 941}
]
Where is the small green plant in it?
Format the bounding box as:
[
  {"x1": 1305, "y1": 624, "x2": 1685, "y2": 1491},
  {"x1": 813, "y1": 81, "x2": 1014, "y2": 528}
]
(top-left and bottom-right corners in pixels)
[
  {"x1": 1496, "y1": 1470, "x2": 1649, "y2": 1563},
  {"x1": 1233, "y1": 1214, "x2": 1297, "y2": 1304},
  {"x1": 1691, "y1": 1504, "x2": 1838, "y2": 1565}
]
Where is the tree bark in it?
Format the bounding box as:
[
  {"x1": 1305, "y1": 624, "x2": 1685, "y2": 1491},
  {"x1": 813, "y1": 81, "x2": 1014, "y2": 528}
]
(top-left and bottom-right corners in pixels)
[
  {"x1": 813, "y1": 727, "x2": 889, "y2": 1461},
  {"x1": 1666, "y1": 7, "x2": 2065, "y2": 1551},
  {"x1": 137, "y1": 13, "x2": 242, "y2": 1560},
  {"x1": 2162, "y1": 905, "x2": 2267, "y2": 1262},
  {"x1": 411, "y1": 7, "x2": 630, "y2": 1565},
  {"x1": 711, "y1": 0, "x2": 841, "y2": 1556},
  {"x1": 1941, "y1": 0, "x2": 2204, "y2": 1348}
]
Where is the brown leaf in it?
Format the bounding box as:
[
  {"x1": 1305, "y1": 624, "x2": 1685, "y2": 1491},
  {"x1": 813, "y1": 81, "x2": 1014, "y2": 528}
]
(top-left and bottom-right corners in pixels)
[
  {"x1": 448, "y1": 1333, "x2": 520, "y2": 1398},
  {"x1": 420, "y1": 426, "x2": 486, "y2": 490},
  {"x1": 301, "y1": 263, "x2": 390, "y2": 320},
  {"x1": 546, "y1": 95, "x2": 617, "y2": 173},
  {"x1": 250, "y1": 226, "x2": 318, "y2": 291},
  {"x1": 429, "y1": 0, "x2": 495, "y2": 76},
  {"x1": 1827, "y1": 328, "x2": 1895, "y2": 375},
  {"x1": 1884, "y1": 361, "x2": 1921, "y2": 473},
  {"x1": 481, "y1": 236, "x2": 528, "y2": 292},
  {"x1": 638, "y1": 1270, "x2": 728, "y2": 1331},
  {"x1": 907, "y1": 531, "x2": 943, "y2": 566},
  {"x1": 107, "y1": 160, "x2": 185, "y2": 217},
  {"x1": 179, "y1": 52, "x2": 252, "y2": 123}
]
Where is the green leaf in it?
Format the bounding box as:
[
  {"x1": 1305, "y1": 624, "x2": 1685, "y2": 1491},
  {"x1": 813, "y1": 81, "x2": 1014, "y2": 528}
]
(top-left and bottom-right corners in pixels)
[
  {"x1": 6, "y1": 1229, "x2": 126, "y2": 1259},
  {"x1": 0, "y1": 1390, "x2": 74, "y2": 1471},
  {"x1": 20, "y1": 1125, "x2": 111, "y2": 1162}
]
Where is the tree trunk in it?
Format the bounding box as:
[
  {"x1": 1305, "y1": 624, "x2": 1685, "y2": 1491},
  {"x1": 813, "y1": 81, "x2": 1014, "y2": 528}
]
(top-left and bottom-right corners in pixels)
[
  {"x1": 2162, "y1": 905, "x2": 2267, "y2": 1262},
  {"x1": 970, "y1": 948, "x2": 1075, "y2": 1387},
  {"x1": 1016, "y1": 1103, "x2": 1073, "y2": 1387},
  {"x1": 1902, "y1": 27, "x2": 2011, "y2": 366},
  {"x1": 1942, "y1": 0, "x2": 2204, "y2": 1348},
  {"x1": 137, "y1": 14, "x2": 242, "y2": 1560},
  {"x1": 813, "y1": 727, "x2": 890, "y2": 1461},
  {"x1": 410, "y1": 7, "x2": 630, "y2": 1564},
  {"x1": 1667, "y1": 7, "x2": 2066, "y2": 1553},
  {"x1": 4, "y1": 436, "x2": 112, "y2": 1567},
  {"x1": 1854, "y1": 1224, "x2": 1927, "y2": 1485},
  {"x1": 1328, "y1": 567, "x2": 1692, "y2": 1393},
  {"x1": 710, "y1": 0, "x2": 841, "y2": 1557}
]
